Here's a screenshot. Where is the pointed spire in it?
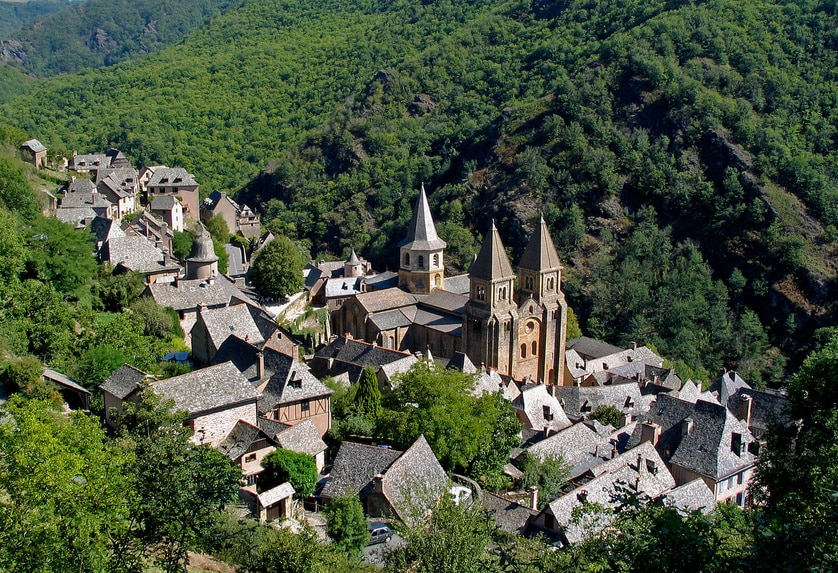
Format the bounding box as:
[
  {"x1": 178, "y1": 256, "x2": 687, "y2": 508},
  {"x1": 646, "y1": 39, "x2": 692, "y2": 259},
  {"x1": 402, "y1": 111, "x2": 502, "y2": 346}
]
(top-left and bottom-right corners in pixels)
[
  {"x1": 469, "y1": 220, "x2": 515, "y2": 281},
  {"x1": 519, "y1": 215, "x2": 561, "y2": 271},
  {"x1": 347, "y1": 248, "x2": 360, "y2": 264},
  {"x1": 399, "y1": 184, "x2": 447, "y2": 251}
]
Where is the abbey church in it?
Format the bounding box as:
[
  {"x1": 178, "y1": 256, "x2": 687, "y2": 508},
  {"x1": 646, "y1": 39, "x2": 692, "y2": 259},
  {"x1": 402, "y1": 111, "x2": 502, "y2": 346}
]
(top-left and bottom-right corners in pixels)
[{"x1": 334, "y1": 186, "x2": 569, "y2": 385}]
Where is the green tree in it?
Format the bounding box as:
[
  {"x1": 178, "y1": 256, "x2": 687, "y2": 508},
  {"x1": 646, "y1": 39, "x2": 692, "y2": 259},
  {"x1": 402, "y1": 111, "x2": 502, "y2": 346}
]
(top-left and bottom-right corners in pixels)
[
  {"x1": 0, "y1": 397, "x2": 136, "y2": 573},
  {"x1": 94, "y1": 265, "x2": 145, "y2": 312},
  {"x1": 0, "y1": 208, "x2": 26, "y2": 284},
  {"x1": 750, "y1": 332, "x2": 838, "y2": 573},
  {"x1": 355, "y1": 365, "x2": 382, "y2": 421},
  {"x1": 25, "y1": 215, "x2": 97, "y2": 299},
  {"x1": 205, "y1": 214, "x2": 231, "y2": 244},
  {"x1": 249, "y1": 235, "x2": 305, "y2": 299},
  {"x1": 324, "y1": 495, "x2": 370, "y2": 556},
  {"x1": 589, "y1": 405, "x2": 621, "y2": 428},
  {"x1": 0, "y1": 157, "x2": 38, "y2": 219},
  {"x1": 129, "y1": 296, "x2": 180, "y2": 339},
  {"x1": 172, "y1": 229, "x2": 194, "y2": 260},
  {"x1": 258, "y1": 448, "x2": 317, "y2": 499},
  {"x1": 114, "y1": 392, "x2": 241, "y2": 573},
  {"x1": 0, "y1": 353, "x2": 43, "y2": 394},
  {"x1": 519, "y1": 452, "x2": 570, "y2": 510}
]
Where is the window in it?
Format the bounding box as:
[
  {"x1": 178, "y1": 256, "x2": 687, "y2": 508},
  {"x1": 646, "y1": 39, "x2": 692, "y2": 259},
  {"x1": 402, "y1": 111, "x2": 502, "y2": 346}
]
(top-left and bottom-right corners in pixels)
[
  {"x1": 498, "y1": 286, "x2": 506, "y2": 301},
  {"x1": 300, "y1": 400, "x2": 310, "y2": 413},
  {"x1": 404, "y1": 253, "x2": 410, "y2": 266},
  {"x1": 477, "y1": 286, "x2": 485, "y2": 300},
  {"x1": 434, "y1": 275, "x2": 441, "y2": 287},
  {"x1": 473, "y1": 319, "x2": 482, "y2": 332},
  {"x1": 525, "y1": 276, "x2": 533, "y2": 290},
  {"x1": 244, "y1": 453, "x2": 257, "y2": 463},
  {"x1": 433, "y1": 253, "x2": 439, "y2": 267},
  {"x1": 547, "y1": 277, "x2": 555, "y2": 290},
  {"x1": 543, "y1": 405, "x2": 553, "y2": 421},
  {"x1": 531, "y1": 341, "x2": 537, "y2": 355},
  {"x1": 387, "y1": 336, "x2": 395, "y2": 349},
  {"x1": 521, "y1": 344, "x2": 527, "y2": 358},
  {"x1": 418, "y1": 255, "x2": 424, "y2": 269}
]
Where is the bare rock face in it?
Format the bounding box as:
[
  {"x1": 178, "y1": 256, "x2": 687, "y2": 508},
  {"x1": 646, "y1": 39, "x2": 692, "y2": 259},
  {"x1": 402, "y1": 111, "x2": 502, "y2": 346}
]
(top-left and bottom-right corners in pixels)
[
  {"x1": 0, "y1": 40, "x2": 26, "y2": 65},
  {"x1": 90, "y1": 28, "x2": 116, "y2": 51},
  {"x1": 410, "y1": 93, "x2": 438, "y2": 116},
  {"x1": 699, "y1": 128, "x2": 753, "y2": 180}
]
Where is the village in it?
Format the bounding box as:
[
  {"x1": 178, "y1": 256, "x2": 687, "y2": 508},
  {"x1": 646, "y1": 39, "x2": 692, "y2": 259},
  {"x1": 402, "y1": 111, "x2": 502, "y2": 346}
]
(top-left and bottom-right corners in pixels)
[{"x1": 19, "y1": 139, "x2": 792, "y2": 552}]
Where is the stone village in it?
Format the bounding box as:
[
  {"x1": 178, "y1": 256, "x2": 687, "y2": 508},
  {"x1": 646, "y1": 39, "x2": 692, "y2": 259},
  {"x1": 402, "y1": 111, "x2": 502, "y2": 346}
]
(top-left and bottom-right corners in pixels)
[{"x1": 22, "y1": 140, "x2": 792, "y2": 547}]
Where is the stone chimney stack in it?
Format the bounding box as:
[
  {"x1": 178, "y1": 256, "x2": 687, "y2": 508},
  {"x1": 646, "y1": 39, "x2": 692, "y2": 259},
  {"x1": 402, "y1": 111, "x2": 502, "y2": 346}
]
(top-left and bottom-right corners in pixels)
[
  {"x1": 737, "y1": 394, "x2": 753, "y2": 427},
  {"x1": 640, "y1": 421, "x2": 661, "y2": 446},
  {"x1": 256, "y1": 351, "x2": 265, "y2": 379},
  {"x1": 529, "y1": 486, "x2": 539, "y2": 510},
  {"x1": 682, "y1": 417, "x2": 695, "y2": 438}
]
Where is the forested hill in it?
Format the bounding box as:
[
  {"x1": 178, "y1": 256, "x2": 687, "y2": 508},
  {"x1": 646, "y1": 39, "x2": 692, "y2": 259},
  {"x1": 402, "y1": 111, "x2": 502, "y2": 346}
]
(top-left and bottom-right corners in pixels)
[
  {"x1": 1, "y1": 0, "x2": 836, "y2": 383},
  {"x1": 0, "y1": 0, "x2": 72, "y2": 39},
  {"x1": 0, "y1": 0, "x2": 237, "y2": 77}
]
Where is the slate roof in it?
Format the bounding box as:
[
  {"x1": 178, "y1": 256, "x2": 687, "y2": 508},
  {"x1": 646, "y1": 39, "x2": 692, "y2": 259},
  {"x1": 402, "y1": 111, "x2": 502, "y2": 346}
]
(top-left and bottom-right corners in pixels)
[
  {"x1": 316, "y1": 336, "x2": 412, "y2": 371},
  {"x1": 72, "y1": 153, "x2": 109, "y2": 169},
  {"x1": 43, "y1": 368, "x2": 90, "y2": 395},
  {"x1": 150, "y1": 195, "x2": 179, "y2": 210},
  {"x1": 566, "y1": 337, "x2": 623, "y2": 360},
  {"x1": 416, "y1": 289, "x2": 467, "y2": 314},
  {"x1": 378, "y1": 355, "x2": 419, "y2": 385},
  {"x1": 61, "y1": 190, "x2": 112, "y2": 210},
  {"x1": 97, "y1": 175, "x2": 132, "y2": 199},
  {"x1": 325, "y1": 277, "x2": 362, "y2": 299},
  {"x1": 469, "y1": 221, "x2": 515, "y2": 281},
  {"x1": 146, "y1": 167, "x2": 197, "y2": 187},
  {"x1": 442, "y1": 273, "x2": 470, "y2": 295},
  {"x1": 626, "y1": 393, "x2": 756, "y2": 480},
  {"x1": 399, "y1": 185, "x2": 447, "y2": 251},
  {"x1": 257, "y1": 360, "x2": 331, "y2": 415},
  {"x1": 363, "y1": 270, "x2": 399, "y2": 291},
  {"x1": 56, "y1": 207, "x2": 97, "y2": 226},
  {"x1": 369, "y1": 308, "x2": 415, "y2": 331},
  {"x1": 543, "y1": 441, "x2": 675, "y2": 544},
  {"x1": 712, "y1": 370, "x2": 751, "y2": 404},
  {"x1": 196, "y1": 304, "x2": 275, "y2": 353},
  {"x1": 379, "y1": 435, "x2": 448, "y2": 525},
  {"x1": 413, "y1": 307, "x2": 462, "y2": 335},
  {"x1": 257, "y1": 417, "x2": 292, "y2": 439},
  {"x1": 513, "y1": 384, "x2": 572, "y2": 433},
  {"x1": 726, "y1": 387, "x2": 791, "y2": 437},
  {"x1": 22, "y1": 139, "x2": 46, "y2": 153},
  {"x1": 554, "y1": 383, "x2": 650, "y2": 421},
  {"x1": 99, "y1": 364, "x2": 153, "y2": 399},
  {"x1": 519, "y1": 215, "x2": 561, "y2": 271},
  {"x1": 483, "y1": 492, "x2": 537, "y2": 534},
  {"x1": 147, "y1": 275, "x2": 243, "y2": 311},
  {"x1": 522, "y1": 422, "x2": 613, "y2": 478},
  {"x1": 217, "y1": 419, "x2": 274, "y2": 461},
  {"x1": 151, "y1": 361, "x2": 259, "y2": 416},
  {"x1": 90, "y1": 216, "x2": 125, "y2": 245},
  {"x1": 661, "y1": 478, "x2": 716, "y2": 514},
  {"x1": 354, "y1": 287, "x2": 417, "y2": 314},
  {"x1": 102, "y1": 235, "x2": 176, "y2": 274},
  {"x1": 449, "y1": 351, "x2": 477, "y2": 374},
  {"x1": 320, "y1": 442, "x2": 403, "y2": 500},
  {"x1": 64, "y1": 178, "x2": 97, "y2": 195},
  {"x1": 471, "y1": 368, "x2": 508, "y2": 397},
  {"x1": 257, "y1": 482, "x2": 295, "y2": 507},
  {"x1": 276, "y1": 419, "x2": 327, "y2": 457}
]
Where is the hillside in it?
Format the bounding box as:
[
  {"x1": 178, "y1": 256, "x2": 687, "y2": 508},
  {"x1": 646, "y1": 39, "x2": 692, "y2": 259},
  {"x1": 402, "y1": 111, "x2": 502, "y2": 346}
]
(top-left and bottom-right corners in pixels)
[
  {"x1": 0, "y1": 0, "x2": 70, "y2": 38},
  {"x1": 0, "y1": 0, "x2": 237, "y2": 77},
  {"x1": 1, "y1": 0, "x2": 836, "y2": 383}
]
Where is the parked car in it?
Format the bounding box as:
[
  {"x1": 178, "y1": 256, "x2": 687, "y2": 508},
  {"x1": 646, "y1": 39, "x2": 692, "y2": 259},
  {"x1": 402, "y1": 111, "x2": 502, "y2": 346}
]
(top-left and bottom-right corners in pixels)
[{"x1": 368, "y1": 522, "x2": 393, "y2": 545}]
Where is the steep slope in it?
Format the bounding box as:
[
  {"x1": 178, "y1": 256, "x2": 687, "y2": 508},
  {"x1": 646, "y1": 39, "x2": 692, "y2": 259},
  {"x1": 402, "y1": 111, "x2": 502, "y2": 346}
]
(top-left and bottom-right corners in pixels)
[
  {"x1": 1, "y1": 0, "x2": 836, "y2": 381},
  {"x1": 0, "y1": 0, "x2": 71, "y2": 38},
  {"x1": 0, "y1": 0, "x2": 237, "y2": 76}
]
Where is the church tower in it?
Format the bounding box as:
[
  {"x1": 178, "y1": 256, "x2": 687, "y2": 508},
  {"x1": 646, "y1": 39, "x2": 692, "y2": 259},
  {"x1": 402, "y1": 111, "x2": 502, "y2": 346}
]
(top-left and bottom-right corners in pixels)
[
  {"x1": 463, "y1": 221, "x2": 518, "y2": 377},
  {"x1": 186, "y1": 223, "x2": 219, "y2": 280},
  {"x1": 515, "y1": 215, "x2": 568, "y2": 385},
  {"x1": 398, "y1": 185, "x2": 446, "y2": 293}
]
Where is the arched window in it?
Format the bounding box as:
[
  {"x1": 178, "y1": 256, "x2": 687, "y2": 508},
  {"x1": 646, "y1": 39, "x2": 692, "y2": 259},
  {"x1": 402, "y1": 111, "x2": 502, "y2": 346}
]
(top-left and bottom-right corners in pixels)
[
  {"x1": 418, "y1": 255, "x2": 424, "y2": 269},
  {"x1": 404, "y1": 253, "x2": 410, "y2": 266},
  {"x1": 477, "y1": 286, "x2": 485, "y2": 300},
  {"x1": 433, "y1": 253, "x2": 440, "y2": 268},
  {"x1": 532, "y1": 341, "x2": 537, "y2": 355},
  {"x1": 525, "y1": 276, "x2": 533, "y2": 290},
  {"x1": 434, "y1": 275, "x2": 441, "y2": 287},
  {"x1": 498, "y1": 286, "x2": 506, "y2": 301},
  {"x1": 387, "y1": 336, "x2": 395, "y2": 349},
  {"x1": 520, "y1": 344, "x2": 527, "y2": 358},
  {"x1": 547, "y1": 277, "x2": 555, "y2": 290}
]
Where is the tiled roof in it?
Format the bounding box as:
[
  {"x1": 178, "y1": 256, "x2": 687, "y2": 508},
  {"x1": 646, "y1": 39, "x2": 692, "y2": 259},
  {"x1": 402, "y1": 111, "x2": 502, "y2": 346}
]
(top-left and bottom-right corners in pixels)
[
  {"x1": 64, "y1": 178, "x2": 97, "y2": 195},
  {"x1": 380, "y1": 435, "x2": 447, "y2": 525},
  {"x1": 276, "y1": 419, "x2": 327, "y2": 456},
  {"x1": 471, "y1": 368, "x2": 507, "y2": 397},
  {"x1": 56, "y1": 207, "x2": 97, "y2": 226},
  {"x1": 442, "y1": 273, "x2": 470, "y2": 294},
  {"x1": 150, "y1": 195, "x2": 179, "y2": 210},
  {"x1": 469, "y1": 221, "x2": 515, "y2": 281},
  {"x1": 102, "y1": 235, "x2": 174, "y2": 274},
  {"x1": 61, "y1": 190, "x2": 112, "y2": 210},
  {"x1": 449, "y1": 351, "x2": 477, "y2": 374},
  {"x1": 196, "y1": 304, "x2": 275, "y2": 352},
  {"x1": 378, "y1": 355, "x2": 419, "y2": 382},
  {"x1": 320, "y1": 442, "x2": 403, "y2": 500},
  {"x1": 90, "y1": 216, "x2": 125, "y2": 245},
  {"x1": 257, "y1": 417, "x2": 292, "y2": 439},
  {"x1": 363, "y1": 271, "x2": 399, "y2": 291},
  {"x1": 398, "y1": 185, "x2": 446, "y2": 251},
  {"x1": 43, "y1": 368, "x2": 90, "y2": 395},
  {"x1": 518, "y1": 215, "x2": 561, "y2": 271},
  {"x1": 97, "y1": 175, "x2": 131, "y2": 199},
  {"x1": 369, "y1": 308, "x2": 415, "y2": 331},
  {"x1": 151, "y1": 361, "x2": 259, "y2": 415},
  {"x1": 316, "y1": 336, "x2": 412, "y2": 370},
  {"x1": 99, "y1": 364, "x2": 152, "y2": 399},
  {"x1": 22, "y1": 139, "x2": 46, "y2": 152},
  {"x1": 726, "y1": 387, "x2": 791, "y2": 436},
  {"x1": 217, "y1": 419, "x2": 274, "y2": 461},
  {"x1": 416, "y1": 289, "x2": 467, "y2": 314},
  {"x1": 522, "y1": 422, "x2": 612, "y2": 477},
  {"x1": 554, "y1": 383, "x2": 650, "y2": 420},
  {"x1": 324, "y1": 277, "x2": 362, "y2": 299},
  {"x1": 412, "y1": 307, "x2": 462, "y2": 335}
]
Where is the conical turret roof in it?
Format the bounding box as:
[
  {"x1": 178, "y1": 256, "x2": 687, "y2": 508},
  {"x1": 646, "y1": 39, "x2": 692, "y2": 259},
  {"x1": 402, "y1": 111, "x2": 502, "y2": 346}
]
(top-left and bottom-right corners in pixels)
[
  {"x1": 469, "y1": 221, "x2": 515, "y2": 281},
  {"x1": 187, "y1": 223, "x2": 219, "y2": 263},
  {"x1": 399, "y1": 184, "x2": 447, "y2": 251},
  {"x1": 347, "y1": 248, "x2": 361, "y2": 265},
  {"x1": 519, "y1": 215, "x2": 562, "y2": 271}
]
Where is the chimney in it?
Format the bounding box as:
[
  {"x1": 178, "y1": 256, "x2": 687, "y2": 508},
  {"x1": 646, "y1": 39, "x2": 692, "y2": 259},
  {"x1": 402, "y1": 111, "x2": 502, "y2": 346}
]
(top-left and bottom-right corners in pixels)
[
  {"x1": 738, "y1": 394, "x2": 753, "y2": 426},
  {"x1": 640, "y1": 421, "x2": 661, "y2": 445},
  {"x1": 529, "y1": 486, "x2": 539, "y2": 510},
  {"x1": 256, "y1": 351, "x2": 265, "y2": 379},
  {"x1": 637, "y1": 454, "x2": 645, "y2": 475},
  {"x1": 682, "y1": 417, "x2": 694, "y2": 438},
  {"x1": 630, "y1": 341, "x2": 637, "y2": 350},
  {"x1": 619, "y1": 412, "x2": 631, "y2": 427}
]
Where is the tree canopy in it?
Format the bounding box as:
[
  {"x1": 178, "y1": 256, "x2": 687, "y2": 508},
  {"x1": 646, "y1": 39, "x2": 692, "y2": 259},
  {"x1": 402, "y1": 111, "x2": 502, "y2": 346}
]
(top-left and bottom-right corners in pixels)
[{"x1": 249, "y1": 235, "x2": 305, "y2": 300}]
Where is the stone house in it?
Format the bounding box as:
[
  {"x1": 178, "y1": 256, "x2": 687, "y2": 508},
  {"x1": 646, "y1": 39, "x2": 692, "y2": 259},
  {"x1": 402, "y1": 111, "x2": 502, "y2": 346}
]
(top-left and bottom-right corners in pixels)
[
  {"x1": 99, "y1": 364, "x2": 156, "y2": 428},
  {"x1": 100, "y1": 235, "x2": 181, "y2": 284},
  {"x1": 625, "y1": 393, "x2": 757, "y2": 506},
  {"x1": 257, "y1": 358, "x2": 333, "y2": 437},
  {"x1": 95, "y1": 167, "x2": 139, "y2": 220},
  {"x1": 239, "y1": 482, "x2": 295, "y2": 524},
  {"x1": 200, "y1": 190, "x2": 261, "y2": 239},
  {"x1": 122, "y1": 210, "x2": 174, "y2": 256},
  {"x1": 273, "y1": 419, "x2": 328, "y2": 473},
  {"x1": 513, "y1": 383, "x2": 572, "y2": 435},
  {"x1": 217, "y1": 419, "x2": 278, "y2": 486},
  {"x1": 190, "y1": 303, "x2": 278, "y2": 367},
  {"x1": 142, "y1": 166, "x2": 200, "y2": 220},
  {"x1": 20, "y1": 139, "x2": 47, "y2": 168},
  {"x1": 70, "y1": 152, "x2": 109, "y2": 174},
  {"x1": 150, "y1": 361, "x2": 260, "y2": 447},
  {"x1": 310, "y1": 335, "x2": 414, "y2": 384},
  {"x1": 42, "y1": 368, "x2": 90, "y2": 410},
  {"x1": 150, "y1": 195, "x2": 184, "y2": 233}
]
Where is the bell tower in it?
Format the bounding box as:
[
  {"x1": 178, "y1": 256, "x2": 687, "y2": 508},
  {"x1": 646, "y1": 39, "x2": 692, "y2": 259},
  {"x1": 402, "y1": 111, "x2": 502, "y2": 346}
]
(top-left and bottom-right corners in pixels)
[
  {"x1": 398, "y1": 185, "x2": 446, "y2": 293},
  {"x1": 516, "y1": 215, "x2": 567, "y2": 385},
  {"x1": 463, "y1": 221, "x2": 518, "y2": 377}
]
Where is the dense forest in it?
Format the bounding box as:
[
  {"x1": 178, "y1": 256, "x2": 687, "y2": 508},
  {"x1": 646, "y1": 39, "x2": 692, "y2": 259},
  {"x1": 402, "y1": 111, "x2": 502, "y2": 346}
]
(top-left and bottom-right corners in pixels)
[
  {"x1": 1, "y1": 0, "x2": 836, "y2": 383},
  {"x1": 0, "y1": 0, "x2": 236, "y2": 77}
]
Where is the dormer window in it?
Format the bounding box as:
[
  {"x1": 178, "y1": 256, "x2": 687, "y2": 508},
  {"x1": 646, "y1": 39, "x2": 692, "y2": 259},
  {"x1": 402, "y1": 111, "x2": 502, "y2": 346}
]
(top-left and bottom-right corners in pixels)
[
  {"x1": 543, "y1": 405, "x2": 553, "y2": 421},
  {"x1": 290, "y1": 377, "x2": 302, "y2": 390}
]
